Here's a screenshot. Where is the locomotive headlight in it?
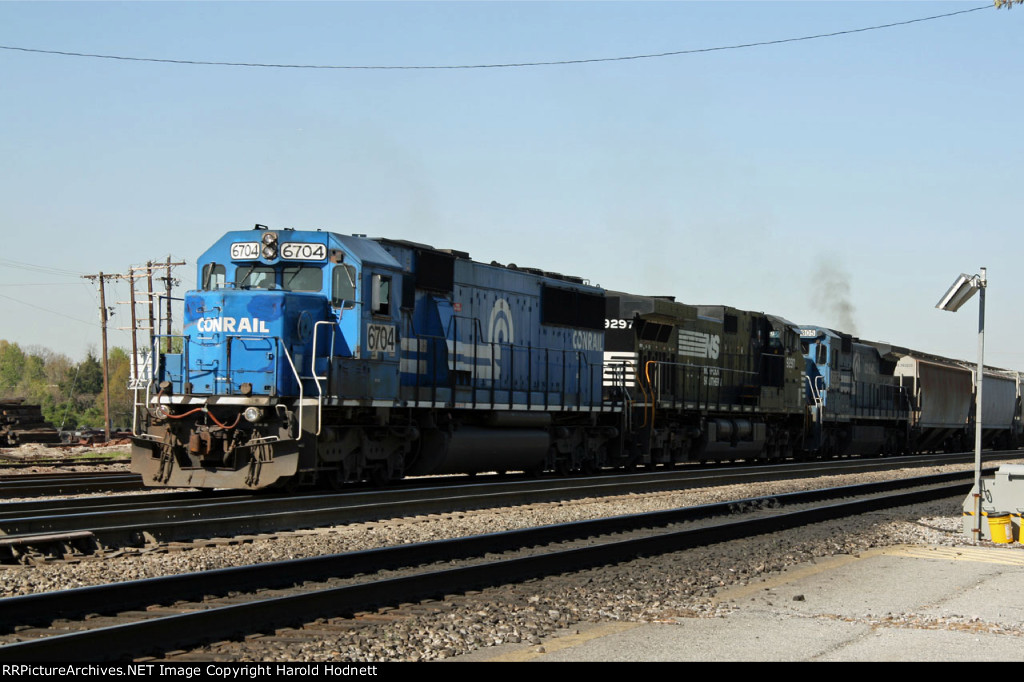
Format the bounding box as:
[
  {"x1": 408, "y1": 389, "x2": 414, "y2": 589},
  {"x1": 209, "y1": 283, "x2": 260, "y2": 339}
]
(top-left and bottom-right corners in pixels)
[
  {"x1": 243, "y1": 406, "x2": 264, "y2": 423},
  {"x1": 261, "y1": 232, "x2": 278, "y2": 259},
  {"x1": 152, "y1": 404, "x2": 171, "y2": 420}
]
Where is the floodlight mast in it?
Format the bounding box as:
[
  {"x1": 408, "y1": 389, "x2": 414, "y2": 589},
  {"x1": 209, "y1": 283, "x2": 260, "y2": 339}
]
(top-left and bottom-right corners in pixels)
[{"x1": 936, "y1": 268, "x2": 986, "y2": 543}]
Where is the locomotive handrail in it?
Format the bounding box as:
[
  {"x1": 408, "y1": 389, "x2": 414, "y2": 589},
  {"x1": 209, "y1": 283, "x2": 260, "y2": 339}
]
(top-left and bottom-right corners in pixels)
[
  {"x1": 641, "y1": 359, "x2": 763, "y2": 431},
  {"x1": 814, "y1": 375, "x2": 826, "y2": 409},
  {"x1": 645, "y1": 360, "x2": 759, "y2": 401},
  {"x1": 155, "y1": 333, "x2": 306, "y2": 433},
  {"x1": 848, "y1": 380, "x2": 909, "y2": 420},
  {"x1": 277, "y1": 342, "x2": 305, "y2": 437},
  {"x1": 132, "y1": 333, "x2": 191, "y2": 440},
  {"x1": 403, "y1": 313, "x2": 606, "y2": 413},
  {"x1": 398, "y1": 312, "x2": 449, "y2": 408},
  {"x1": 806, "y1": 374, "x2": 825, "y2": 403},
  {"x1": 806, "y1": 375, "x2": 826, "y2": 427},
  {"x1": 310, "y1": 320, "x2": 335, "y2": 436},
  {"x1": 583, "y1": 352, "x2": 597, "y2": 409}
]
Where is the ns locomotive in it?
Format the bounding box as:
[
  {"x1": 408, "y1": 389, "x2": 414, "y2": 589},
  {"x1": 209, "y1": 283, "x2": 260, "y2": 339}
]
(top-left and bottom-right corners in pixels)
[{"x1": 130, "y1": 225, "x2": 1020, "y2": 489}]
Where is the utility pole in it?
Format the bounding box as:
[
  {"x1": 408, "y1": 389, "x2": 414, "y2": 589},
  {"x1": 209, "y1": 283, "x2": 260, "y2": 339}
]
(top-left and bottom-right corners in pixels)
[
  {"x1": 164, "y1": 256, "x2": 175, "y2": 352},
  {"x1": 86, "y1": 257, "x2": 186, "y2": 442},
  {"x1": 117, "y1": 258, "x2": 185, "y2": 388},
  {"x1": 147, "y1": 261, "x2": 155, "y2": 354},
  {"x1": 82, "y1": 272, "x2": 116, "y2": 441}
]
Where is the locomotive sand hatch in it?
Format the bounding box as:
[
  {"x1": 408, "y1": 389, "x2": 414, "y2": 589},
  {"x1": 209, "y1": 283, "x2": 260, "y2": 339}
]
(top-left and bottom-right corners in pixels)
[{"x1": 130, "y1": 224, "x2": 1022, "y2": 490}]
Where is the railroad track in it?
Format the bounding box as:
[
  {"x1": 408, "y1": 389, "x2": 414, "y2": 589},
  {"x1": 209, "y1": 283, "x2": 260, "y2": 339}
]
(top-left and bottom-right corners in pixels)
[
  {"x1": 0, "y1": 457, "x2": 130, "y2": 469},
  {"x1": 0, "y1": 471, "x2": 973, "y2": 661},
  {"x1": 0, "y1": 452, "x2": 1003, "y2": 563},
  {"x1": 0, "y1": 470, "x2": 142, "y2": 498}
]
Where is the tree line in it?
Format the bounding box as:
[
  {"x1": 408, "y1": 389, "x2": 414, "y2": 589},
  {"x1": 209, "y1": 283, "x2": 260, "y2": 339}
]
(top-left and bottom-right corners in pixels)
[{"x1": 0, "y1": 340, "x2": 133, "y2": 432}]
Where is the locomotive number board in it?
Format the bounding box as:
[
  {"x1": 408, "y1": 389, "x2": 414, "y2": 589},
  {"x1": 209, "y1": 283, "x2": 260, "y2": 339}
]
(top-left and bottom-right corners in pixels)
[
  {"x1": 230, "y1": 242, "x2": 261, "y2": 259},
  {"x1": 280, "y1": 243, "x2": 327, "y2": 260},
  {"x1": 229, "y1": 242, "x2": 328, "y2": 261}
]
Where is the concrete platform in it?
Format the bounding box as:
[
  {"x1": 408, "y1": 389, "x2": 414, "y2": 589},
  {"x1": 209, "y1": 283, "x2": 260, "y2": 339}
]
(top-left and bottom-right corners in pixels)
[{"x1": 452, "y1": 544, "x2": 1024, "y2": 662}]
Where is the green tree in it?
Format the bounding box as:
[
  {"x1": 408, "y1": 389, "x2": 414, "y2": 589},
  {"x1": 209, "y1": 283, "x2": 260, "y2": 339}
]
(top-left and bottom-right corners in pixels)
[
  {"x1": 0, "y1": 340, "x2": 140, "y2": 431},
  {"x1": 107, "y1": 347, "x2": 133, "y2": 429},
  {"x1": 72, "y1": 352, "x2": 104, "y2": 396},
  {"x1": 0, "y1": 340, "x2": 26, "y2": 395}
]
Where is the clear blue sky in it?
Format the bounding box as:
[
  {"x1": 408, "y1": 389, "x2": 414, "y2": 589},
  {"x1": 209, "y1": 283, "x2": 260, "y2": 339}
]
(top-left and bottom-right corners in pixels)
[{"x1": 1, "y1": 1, "x2": 1021, "y2": 369}]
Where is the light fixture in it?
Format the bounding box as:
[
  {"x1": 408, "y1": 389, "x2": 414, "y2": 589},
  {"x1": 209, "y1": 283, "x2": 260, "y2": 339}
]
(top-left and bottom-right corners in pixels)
[
  {"x1": 939, "y1": 268, "x2": 987, "y2": 543},
  {"x1": 935, "y1": 273, "x2": 982, "y2": 312}
]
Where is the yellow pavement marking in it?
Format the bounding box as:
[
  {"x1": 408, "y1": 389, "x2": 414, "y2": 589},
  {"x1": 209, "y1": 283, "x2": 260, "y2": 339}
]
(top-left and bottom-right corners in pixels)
[
  {"x1": 713, "y1": 544, "x2": 1024, "y2": 604},
  {"x1": 886, "y1": 544, "x2": 1024, "y2": 566}
]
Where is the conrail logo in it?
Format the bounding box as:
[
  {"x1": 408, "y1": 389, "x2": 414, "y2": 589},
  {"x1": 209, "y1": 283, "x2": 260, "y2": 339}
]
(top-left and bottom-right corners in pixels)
[{"x1": 195, "y1": 316, "x2": 270, "y2": 334}]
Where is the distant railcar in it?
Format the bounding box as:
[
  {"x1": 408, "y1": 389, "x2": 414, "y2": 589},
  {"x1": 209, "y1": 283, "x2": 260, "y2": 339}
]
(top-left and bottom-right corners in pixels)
[{"x1": 860, "y1": 341, "x2": 1020, "y2": 452}]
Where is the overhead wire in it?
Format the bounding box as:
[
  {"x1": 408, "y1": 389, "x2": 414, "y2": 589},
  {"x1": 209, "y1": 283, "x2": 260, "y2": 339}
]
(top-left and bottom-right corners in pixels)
[
  {"x1": 0, "y1": 292, "x2": 97, "y2": 328},
  {"x1": 0, "y1": 258, "x2": 85, "y2": 278},
  {"x1": 0, "y1": 5, "x2": 992, "y2": 71}
]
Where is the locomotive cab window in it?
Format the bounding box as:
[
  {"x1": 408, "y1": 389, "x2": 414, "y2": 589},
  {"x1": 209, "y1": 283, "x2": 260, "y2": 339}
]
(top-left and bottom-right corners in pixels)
[
  {"x1": 202, "y1": 263, "x2": 225, "y2": 290},
  {"x1": 236, "y1": 265, "x2": 276, "y2": 290},
  {"x1": 371, "y1": 274, "x2": 392, "y2": 316},
  {"x1": 282, "y1": 265, "x2": 322, "y2": 292},
  {"x1": 331, "y1": 264, "x2": 357, "y2": 309}
]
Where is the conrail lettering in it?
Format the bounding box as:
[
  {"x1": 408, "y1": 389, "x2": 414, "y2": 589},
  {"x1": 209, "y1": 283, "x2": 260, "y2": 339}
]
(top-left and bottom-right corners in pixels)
[
  {"x1": 196, "y1": 317, "x2": 270, "y2": 334},
  {"x1": 572, "y1": 330, "x2": 602, "y2": 351}
]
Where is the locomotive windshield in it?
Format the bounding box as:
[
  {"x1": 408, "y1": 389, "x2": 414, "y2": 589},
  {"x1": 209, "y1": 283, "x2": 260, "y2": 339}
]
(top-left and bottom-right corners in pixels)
[
  {"x1": 282, "y1": 265, "x2": 322, "y2": 292},
  {"x1": 236, "y1": 264, "x2": 275, "y2": 289},
  {"x1": 202, "y1": 263, "x2": 225, "y2": 290},
  {"x1": 227, "y1": 264, "x2": 325, "y2": 291}
]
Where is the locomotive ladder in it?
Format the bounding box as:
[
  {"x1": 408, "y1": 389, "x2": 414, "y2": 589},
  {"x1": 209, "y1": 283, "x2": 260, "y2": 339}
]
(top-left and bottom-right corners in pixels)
[{"x1": 806, "y1": 375, "x2": 826, "y2": 426}]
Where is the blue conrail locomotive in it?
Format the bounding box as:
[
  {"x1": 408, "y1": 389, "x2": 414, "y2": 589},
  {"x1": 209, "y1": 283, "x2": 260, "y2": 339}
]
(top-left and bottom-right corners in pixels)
[
  {"x1": 131, "y1": 225, "x2": 1021, "y2": 489},
  {"x1": 133, "y1": 225, "x2": 617, "y2": 489},
  {"x1": 798, "y1": 327, "x2": 910, "y2": 457}
]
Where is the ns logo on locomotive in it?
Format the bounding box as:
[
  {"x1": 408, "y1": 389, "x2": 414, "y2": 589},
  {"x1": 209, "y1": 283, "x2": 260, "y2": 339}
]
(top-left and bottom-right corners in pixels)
[{"x1": 130, "y1": 224, "x2": 1024, "y2": 490}]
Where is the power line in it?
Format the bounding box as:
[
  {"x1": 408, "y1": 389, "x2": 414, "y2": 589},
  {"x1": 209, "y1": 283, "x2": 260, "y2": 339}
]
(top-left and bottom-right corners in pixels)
[
  {"x1": 0, "y1": 292, "x2": 97, "y2": 328},
  {"x1": 0, "y1": 258, "x2": 85, "y2": 278},
  {"x1": 0, "y1": 5, "x2": 992, "y2": 71}
]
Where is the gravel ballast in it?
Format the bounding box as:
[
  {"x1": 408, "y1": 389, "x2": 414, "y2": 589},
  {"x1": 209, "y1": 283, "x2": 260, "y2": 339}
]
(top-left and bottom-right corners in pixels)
[{"x1": 0, "y1": 458, "x2": 1017, "y2": 661}]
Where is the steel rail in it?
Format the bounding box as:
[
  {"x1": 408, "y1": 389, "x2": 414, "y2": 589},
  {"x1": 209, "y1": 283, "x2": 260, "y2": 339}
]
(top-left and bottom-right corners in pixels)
[
  {"x1": 0, "y1": 472, "x2": 143, "y2": 497},
  {"x1": 0, "y1": 455, "x2": 1005, "y2": 549},
  {"x1": 0, "y1": 458, "x2": 130, "y2": 468},
  {"x1": 0, "y1": 471, "x2": 973, "y2": 661}
]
